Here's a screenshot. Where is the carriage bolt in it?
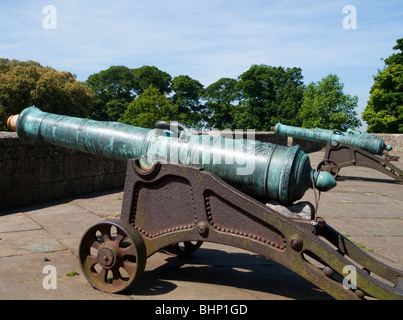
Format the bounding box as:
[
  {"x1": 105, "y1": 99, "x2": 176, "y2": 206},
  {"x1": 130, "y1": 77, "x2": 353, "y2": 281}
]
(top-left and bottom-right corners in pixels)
[
  {"x1": 197, "y1": 222, "x2": 209, "y2": 237},
  {"x1": 290, "y1": 238, "x2": 302, "y2": 251}
]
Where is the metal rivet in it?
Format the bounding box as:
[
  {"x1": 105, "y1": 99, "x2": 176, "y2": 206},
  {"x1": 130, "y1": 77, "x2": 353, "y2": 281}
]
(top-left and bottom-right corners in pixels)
[
  {"x1": 323, "y1": 266, "x2": 334, "y2": 277},
  {"x1": 290, "y1": 238, "x2": 302, "y2": 251},
  {"x1": 355, "y1": 289, "x2": 365, "y2": 299},
  {"x1": 197, "y1": 222, "x2": 209, "y2": 237}
]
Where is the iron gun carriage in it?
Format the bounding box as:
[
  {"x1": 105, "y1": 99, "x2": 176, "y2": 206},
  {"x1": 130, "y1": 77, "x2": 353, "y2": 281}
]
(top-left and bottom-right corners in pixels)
[{"x1": 7, "y1": 107, "x2": 403, "y2": 299}]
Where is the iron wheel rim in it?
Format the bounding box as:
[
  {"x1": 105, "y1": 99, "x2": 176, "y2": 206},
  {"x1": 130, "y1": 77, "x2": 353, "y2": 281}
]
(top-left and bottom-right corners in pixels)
[{"x1": 79, "y1": 219, "x2": 146, "y2": 293}]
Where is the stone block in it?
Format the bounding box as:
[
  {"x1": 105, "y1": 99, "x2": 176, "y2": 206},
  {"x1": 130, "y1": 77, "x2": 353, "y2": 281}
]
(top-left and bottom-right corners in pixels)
[
  {"x1": 74, "y1": 177, "x2": 93, "y2": 195},
  {"x1": 33, "y1": 183, "x2": 54, "y2": 203},
  {"x1": 0, "y1": 188, "x2": 19, "y2": 210},
  {"x1": 93, "y1": 174, "x2": 112, "y2": 192}
]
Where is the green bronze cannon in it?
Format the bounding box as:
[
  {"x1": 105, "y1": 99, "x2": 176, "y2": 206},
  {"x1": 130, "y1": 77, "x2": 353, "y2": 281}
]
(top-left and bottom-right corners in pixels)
[
  {"x1": 7, "y1": 107, "x2": 403, "y2": 299},
  {"x1": 273, "y1": 123, "x2": 392, "y2": 155},
  {"x1": 273, "y1": 123, "x2": 402, "y2": 182},
  {"x1": 8, "y1": 107, "x2": 336, "y2": 205}
]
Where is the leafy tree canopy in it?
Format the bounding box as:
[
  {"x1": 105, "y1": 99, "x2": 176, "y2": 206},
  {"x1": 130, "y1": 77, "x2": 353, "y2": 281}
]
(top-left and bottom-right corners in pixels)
[
  {"x1": 0, "y1": 58, "x2": 93, "y2": 130},
  {"x1": 233, "y1": 65, "x2": 304, "y2": 131},
  {"x1": 171, "y1": 75, "x2": 205, "y2": 128},
  {"x1": 203, "y1": 77, "x2": 240, "y2": 130},
  {"x1": 119, "y1": 86, "x2": 177, "y2": 129},
  {"x1": 1, "y1": 58, "x2": 366, "y2": 134},
  {"x1": 85, "y1": 65, "x2": 135, "y2": 121},
  {"x1": 132, "y1": 65, "x2": 172, "y2": 96},
  {"x1": 86, "y1": 65, "x2": 173, "y2": 122},
  {"x1": 298, "y1": 74, "x2": 361, "y2": 131},
  {"x1": 362, "y1": 38, "x2": 403, "y2": 133},
  {"x1": 384, "y1": 38, "x2": 403, "y2": 66}
]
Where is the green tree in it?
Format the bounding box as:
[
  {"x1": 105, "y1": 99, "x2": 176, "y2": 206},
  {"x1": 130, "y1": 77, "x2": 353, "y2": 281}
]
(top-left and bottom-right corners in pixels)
[
  {"x1": 298, "y1": 74, "x2": 361, "y2": 130},
  {"x1": 171, "y1": 75, "x2": 204, "y2": 128},
  {"x1": 85, "y1": 65, "x2": 135, "y2": 121},
  {"x1": 132, "y1": 65, "x2": 172, "y2": 96},
  {"x1": 86, "y1": 65, "x2": 172, "y2": 121},
  {"x1": 119, "y1": 86, "x2": 177, "y2": 129},
  {"x1": 234, "y1": 65, "x2": 304, "y2": 130},
  {"x1": 0, "y1": 59, "x2": 92, "y2": 130},
  {"x1": 0, "y1": 58, "x2": 41, "y2": 72},
  {"x1": 204, "y1": 78, "x2": 240, "y2": 129},
  {"x1": 384, "y1": 38, "x2": 403, "y2": 66},
  {"x1": 362, "y1": 38, "x2": 403, "y2": 133}
]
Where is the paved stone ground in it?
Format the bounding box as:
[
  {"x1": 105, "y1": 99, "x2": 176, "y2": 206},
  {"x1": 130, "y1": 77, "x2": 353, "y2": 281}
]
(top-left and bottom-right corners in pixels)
[{"x1": 0, "y1": 149, "x2": 402, "y2": 300}]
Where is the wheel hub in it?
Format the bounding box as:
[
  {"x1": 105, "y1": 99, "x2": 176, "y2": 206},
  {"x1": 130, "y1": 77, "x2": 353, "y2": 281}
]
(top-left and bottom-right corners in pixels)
[{"x1": 97, "y1": 246, "x2": 117, "y2": 269}]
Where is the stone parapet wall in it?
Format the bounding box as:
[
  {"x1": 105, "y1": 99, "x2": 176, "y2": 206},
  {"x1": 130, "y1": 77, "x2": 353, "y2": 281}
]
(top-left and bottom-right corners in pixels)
[
  {"x1": 1, "y1": 130, "x2": 401, "y2": 210},
  {"x1": 373, "y1": 134, "x2": 403, "y2": 151},
  {"x1": 0, "y1": 132, "x2": 126, "y2": 210}
]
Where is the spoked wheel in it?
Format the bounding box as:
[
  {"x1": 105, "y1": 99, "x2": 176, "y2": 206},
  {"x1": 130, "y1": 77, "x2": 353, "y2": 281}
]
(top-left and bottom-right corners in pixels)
[
  {"x1": 162, "y1": 241, "x2": 203, "y2": 257},
  {"x1": 79, "y1": 219, "x2": 146, "y2": 293}
]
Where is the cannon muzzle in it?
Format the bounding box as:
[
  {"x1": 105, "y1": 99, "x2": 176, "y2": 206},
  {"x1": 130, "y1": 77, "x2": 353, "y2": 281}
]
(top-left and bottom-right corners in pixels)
[
  {"x1": 273, "y1": 123, "x2": 392, "y2": 155},
  {"x1": 7, "y1": 114, "x2": 18, "y2": 132},
  {"x1": 8, "y1": 107, "x2": 336, "y2": 204}
]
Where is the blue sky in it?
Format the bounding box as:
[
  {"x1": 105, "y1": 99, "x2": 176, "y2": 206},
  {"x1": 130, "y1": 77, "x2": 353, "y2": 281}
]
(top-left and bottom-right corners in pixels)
[{"x1": 1, "y1": 0, "x2": 402, "y2": 129}]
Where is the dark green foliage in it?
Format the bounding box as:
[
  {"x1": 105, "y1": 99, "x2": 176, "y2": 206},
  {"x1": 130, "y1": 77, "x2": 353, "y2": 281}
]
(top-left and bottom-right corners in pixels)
[
  {"x1": 0, "y1": 58, "x2": 93, "y2": 130},
  {"x1": 363, "y1": 38, "x2": 403, "y2": 133},
  {"x1": 298, "y1": 74, "x2": 361, "y2": 131}
]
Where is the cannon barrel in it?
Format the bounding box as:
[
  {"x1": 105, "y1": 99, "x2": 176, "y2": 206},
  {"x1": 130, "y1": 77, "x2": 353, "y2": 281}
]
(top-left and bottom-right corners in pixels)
[
  {"x1": 8, "y1": 107, "x2": 336, "y2": 205},
  {"x1": 273, "y1": 123, "x2": 392, "y2": 155}
]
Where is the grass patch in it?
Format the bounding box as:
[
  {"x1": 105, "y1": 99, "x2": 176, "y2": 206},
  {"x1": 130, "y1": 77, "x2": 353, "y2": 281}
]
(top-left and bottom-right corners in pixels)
[
  {"x1": 65, "y1": 270, "x2": 79, "y2": 277},
  {"x1": 343, "y1": 234, "x2": 374, "y2": 252}
]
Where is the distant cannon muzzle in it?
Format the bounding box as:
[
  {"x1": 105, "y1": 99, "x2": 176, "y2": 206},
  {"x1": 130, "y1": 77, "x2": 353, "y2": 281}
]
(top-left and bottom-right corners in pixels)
[
  {"x1": 8, "y1": 107, "x2": 336, "y2": 204},
  {"x1": 273, "y1": 123, "x2": 392, "y2": 155}
]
